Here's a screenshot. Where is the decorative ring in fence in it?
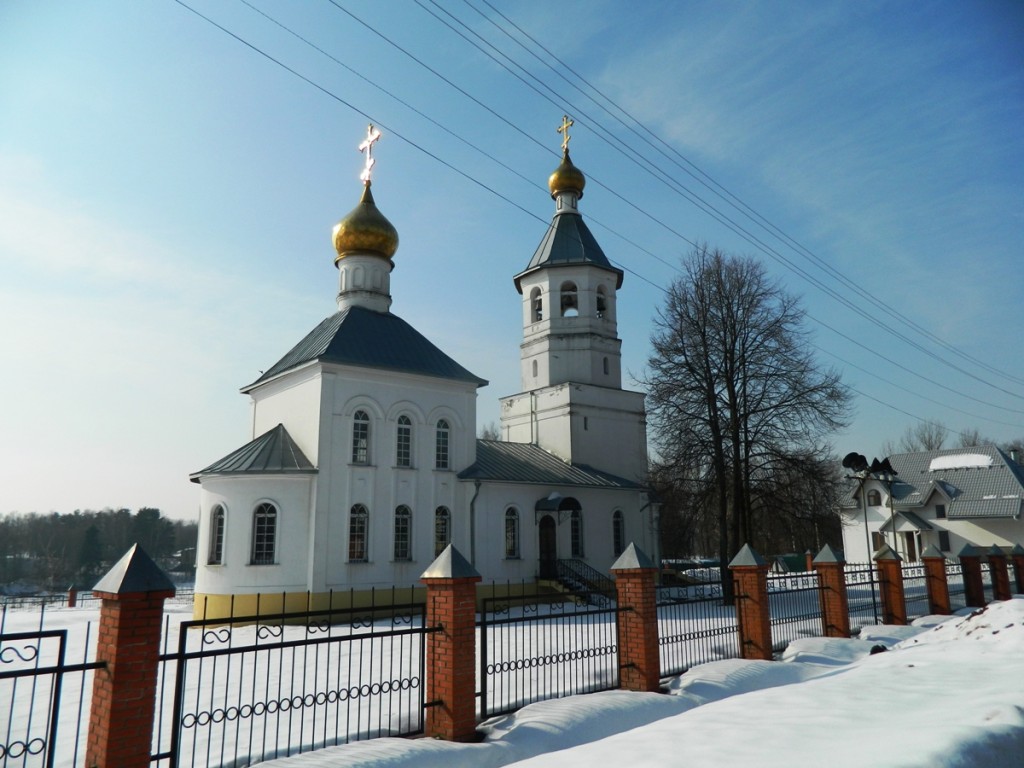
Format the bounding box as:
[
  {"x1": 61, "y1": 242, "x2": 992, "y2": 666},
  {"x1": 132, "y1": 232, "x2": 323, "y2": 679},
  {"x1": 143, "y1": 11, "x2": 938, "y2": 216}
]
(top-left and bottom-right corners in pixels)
[
  {"x1": 485, "y1": 644, "x2": 616, "y2": 674},
  {"x1": 0, "y1": 738, "x2": 47, "y2": 759}
]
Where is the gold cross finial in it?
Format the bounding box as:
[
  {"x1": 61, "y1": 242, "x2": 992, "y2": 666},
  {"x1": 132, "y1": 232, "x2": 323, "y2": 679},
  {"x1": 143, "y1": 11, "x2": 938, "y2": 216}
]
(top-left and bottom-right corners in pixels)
[
  {"x1": 359, "y1": 124, "x2": 382, "y2": 183},
  {"x1": 557, "y1": 115, "x2": 574, "y2": 152}
]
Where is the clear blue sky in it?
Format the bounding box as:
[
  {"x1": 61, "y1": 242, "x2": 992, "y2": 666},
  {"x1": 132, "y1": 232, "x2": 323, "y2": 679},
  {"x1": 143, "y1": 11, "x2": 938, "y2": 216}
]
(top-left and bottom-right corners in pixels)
[{"x1": 1, "y1": 1, "x2": 1022, "y2": 520}]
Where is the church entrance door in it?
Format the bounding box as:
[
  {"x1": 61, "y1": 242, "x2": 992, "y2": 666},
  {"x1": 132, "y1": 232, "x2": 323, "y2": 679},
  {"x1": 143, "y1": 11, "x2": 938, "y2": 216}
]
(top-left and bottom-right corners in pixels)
[{"x1": 538, "y1": 514, "x2": 557, "y2": 579}]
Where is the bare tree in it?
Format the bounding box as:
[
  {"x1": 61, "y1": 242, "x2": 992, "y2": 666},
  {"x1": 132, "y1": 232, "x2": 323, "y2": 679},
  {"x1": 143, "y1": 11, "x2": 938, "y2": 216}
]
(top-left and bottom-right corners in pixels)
[
  {"x1": 645, "y1": 246, "x2": 851, "y2": 595},
  {"x1": 898, "y1": 420, "x2": 948, "y2": 452},
  {"x1": 957, "y1": 427, "x2": 989, "y2": 448},
  {"x1": 478, "y1": 422, "x2": 501, "y2": 441}
]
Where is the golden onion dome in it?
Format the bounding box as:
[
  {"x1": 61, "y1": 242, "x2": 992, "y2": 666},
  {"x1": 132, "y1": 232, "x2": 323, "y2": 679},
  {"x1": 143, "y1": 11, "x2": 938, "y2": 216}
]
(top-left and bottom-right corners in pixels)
[
  {"x1": 332, "y1": 182, "x2": 399, "y2": 263},
  {"x1": 547, "y1": 149, "x2": 586, "y2": 199}
]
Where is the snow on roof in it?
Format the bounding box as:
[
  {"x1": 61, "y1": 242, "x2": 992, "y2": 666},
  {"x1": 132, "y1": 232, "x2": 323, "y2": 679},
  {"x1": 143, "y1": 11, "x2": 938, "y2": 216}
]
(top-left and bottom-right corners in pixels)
[{"x1": 928, "y1": 453, "x2": 993, "y2": 472}]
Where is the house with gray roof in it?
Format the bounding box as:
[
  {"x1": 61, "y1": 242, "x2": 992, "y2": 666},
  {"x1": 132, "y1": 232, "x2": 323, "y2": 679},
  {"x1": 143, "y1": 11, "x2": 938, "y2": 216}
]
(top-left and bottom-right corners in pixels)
[
  {"x1": 189, "y1": 131, "x2": 655, "y2": 619},
  {"x1": 839, "y1": 444, "x2": 1024, "y2": 562}
]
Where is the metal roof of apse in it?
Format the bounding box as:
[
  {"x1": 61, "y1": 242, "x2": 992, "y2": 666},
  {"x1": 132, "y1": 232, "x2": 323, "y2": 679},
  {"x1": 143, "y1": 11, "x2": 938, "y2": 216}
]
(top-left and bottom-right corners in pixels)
[
  {"x1": 515, "y1": 212, "x2": 623, "y2": 290},
  {"x1": 458, "y1": 440, "x2": 643, "y2": 489},
  {"x1": 244, "y1": 306, "x2": 488, "y2": 391},
  {"x1": 191, "y1": 423, "x2": 316, "y2": 482}
]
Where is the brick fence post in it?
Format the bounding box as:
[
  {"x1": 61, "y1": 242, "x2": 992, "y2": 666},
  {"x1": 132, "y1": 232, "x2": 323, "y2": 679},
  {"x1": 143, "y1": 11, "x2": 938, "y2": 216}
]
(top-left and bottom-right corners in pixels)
[
  {"x1": 873, "y1": 544, "x2": 906, "y2": 625},
  {"x1": 1012, "y1": 544, "x2": 1024, "y2": 595},
  {"x1": 804, "y1": 550, "x2": 814, "y2": 573},
  {"x1": 67, "y1": 585, "x2": 78, "y2": 608},
  {"x1": 920, "y1": 545, "x2": 950, "y2": 615},
  {"x1": 421, "y1": 545, "x2": 481, "y2": 742},
  {"x1": 987, "y1": 546, "x2": 1011, "y2": 601},
  {"x1": 611, "y1": 543, "x2": 660, "y2": 692},
  {"x1": 958, "y1": 545, "x2": 986, "y2": 608},
  {"x1": 812, "y1": 544, "x2": 850, "y2": 638},
  {"x1": 86, "y1": 545, "x2": 176, "y2": 768},
  {"x1": 729, "y1": 544, "x2": 772, "y2": 660}
]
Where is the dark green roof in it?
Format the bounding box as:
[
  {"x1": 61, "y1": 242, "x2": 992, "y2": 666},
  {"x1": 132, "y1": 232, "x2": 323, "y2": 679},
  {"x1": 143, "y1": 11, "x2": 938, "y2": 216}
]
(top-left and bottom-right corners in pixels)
[
  {"x1": 244, "y1": 306, "x2": 487, "y2": 391},
  {"x1": 191, "y1": 423, "x2": 316, "y2": 482},
  {"x1": 458, "y1": 440, "x2": 643, "y2": 489},
  {"x1": 515, "y1": 211, "x2": 623, "y2": 291}
]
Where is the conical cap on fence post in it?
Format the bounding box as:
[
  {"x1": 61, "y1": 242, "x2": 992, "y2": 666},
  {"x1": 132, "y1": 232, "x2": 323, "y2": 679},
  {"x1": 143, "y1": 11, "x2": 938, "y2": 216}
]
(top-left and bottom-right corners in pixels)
[{"x1": 92, "y1": 543, "x2": 176, "y2": 596}]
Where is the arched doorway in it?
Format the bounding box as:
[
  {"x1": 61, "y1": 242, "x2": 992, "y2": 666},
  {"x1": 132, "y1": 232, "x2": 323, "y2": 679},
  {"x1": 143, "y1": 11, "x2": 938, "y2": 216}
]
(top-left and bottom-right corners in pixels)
[{"x1": 538, "y1": 514, "x2": 557, "y2": 579}]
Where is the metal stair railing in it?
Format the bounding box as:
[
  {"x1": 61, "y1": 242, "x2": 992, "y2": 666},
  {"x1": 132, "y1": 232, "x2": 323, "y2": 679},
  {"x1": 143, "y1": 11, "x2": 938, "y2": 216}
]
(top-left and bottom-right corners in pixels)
[{"x1": 556, "y1": 558, "x2": 615, "y2": 603}]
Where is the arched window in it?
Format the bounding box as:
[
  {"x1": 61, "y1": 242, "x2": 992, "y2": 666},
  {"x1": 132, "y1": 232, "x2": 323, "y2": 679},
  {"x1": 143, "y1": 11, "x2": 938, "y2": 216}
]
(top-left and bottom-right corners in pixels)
[
  {"x1": 570, "y1": 509, "x2": 584, "y2": 557},
  {"x1": 531, "y1": 287, "x2": 543, "y2": 321},
  {"x1": 396, "y1": 415, "x2": 412, "y2": 467},
  {"x1": 349, "y1": 504, "x2": 369, "y2": 562},
  {"x1": 532, "y1": 359, "x2": 538, "y2": 378},
  {"x1": 434, "y1": 506, "x2": 451, "y2": 556},
  {"x1": 596, "y1": 286, "x2": 607, "y2": 318},
  {"x1": 208, "y1": 504, "x2": 225, "y2": 565},
  {"x1": 560, "y1": 281, "x2": 578, "y2": 317},
  {"x1": 352, "y1": 410, "x2": 370, "y2": 464},
  {"x1": 867, "y1": 489, "x2": 882, "y2": 507},
  {"x1": 435, "y1": 419, "x2": 450, "y2": 470},
  {"x1": 504, "y1": 508, "x2": 520, "y2": 558},
  {"x1": 602, "y1": 356, "x2": 609, "y2": 375},
  {"x1": 393, "y1": 505, "x2": 412, "y2": 561},
  {"x1": 250, "y1": 502, "x2": 277, "y2": 565},
  {"x1": 612, "y1": 510, "x2": 625, "y2": 557}
]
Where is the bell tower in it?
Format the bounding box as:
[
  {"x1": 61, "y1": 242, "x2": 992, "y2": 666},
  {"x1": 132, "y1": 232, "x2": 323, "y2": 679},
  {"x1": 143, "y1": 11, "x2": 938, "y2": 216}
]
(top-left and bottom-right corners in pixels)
[{"x1": 500, "y1": 118, "x2": 647, "y2": 482}]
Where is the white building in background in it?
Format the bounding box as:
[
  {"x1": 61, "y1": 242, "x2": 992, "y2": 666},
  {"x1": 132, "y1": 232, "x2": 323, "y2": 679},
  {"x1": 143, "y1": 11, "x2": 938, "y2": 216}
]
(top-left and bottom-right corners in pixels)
[
  {"x1": 839, "y1": 444, "x2": 1024, "y2": 563},
  {"x1": 190, "y1": 127, "x2": 656, "y2": 618}
]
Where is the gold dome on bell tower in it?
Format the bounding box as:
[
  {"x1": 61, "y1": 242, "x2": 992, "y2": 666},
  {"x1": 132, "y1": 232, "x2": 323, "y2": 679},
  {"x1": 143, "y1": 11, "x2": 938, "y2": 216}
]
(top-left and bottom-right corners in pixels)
[{"x1": 547, "y1": 114, "x2": 585, "y2": 199}]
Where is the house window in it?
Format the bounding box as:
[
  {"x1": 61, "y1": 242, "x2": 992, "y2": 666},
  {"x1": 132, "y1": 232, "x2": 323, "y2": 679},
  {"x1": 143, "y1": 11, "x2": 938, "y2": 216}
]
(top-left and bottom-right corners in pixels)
[
  {"x1": 250, "y1": 502, "x2": 277, "y2": 565},
  {"x1": 867, "y1": 489, "x2": 881, "y2": 506},
  {"x1": 612, "y1": 510, "x2": 625, "y2": 557},
  {"x1": 596, "y1": 286, "x2": 607, "y2": 318},
  {"x1": 935, "y1": 504, "x2": 946, "y2": 519},
  {"x1": 208, "y1": 504, "x2": 225, "y2": 565},
  {"x1": 560, "y1": 281, "x2": 578, "y2": 317},
  {"x1": 396, "y1": 415, "x2": 412, "y2": 467},
  {"x1": 531, "y1": 287, "x2": 543, "y2": 321},
  {"x1": 434, "y1": 506, "x2": 451, "y2": 556},
  {"x1": 349, "y1": 504, "x2": 369, "y2": 562},
  {"x1": 352, "y1": 410, "x2": 370, "y2": 464},
  {"x1": 504, "y1": 508, "x2": 520, "y2": 558},
  {"x1": 938, "y1": 530, "x2": 951, "y2": 551},
  {"x1": 871, "y1": 532, "x2": 885, "y2": 552},
  {"x1": 435, "y1": 419, "x2": 450, "y2": 470},
  {"x1": 571, "y1": 510, "x2": 584, "y2": 557},
  {"x1": 393, "y1": 505, "x2": 412, "y2": 561}
]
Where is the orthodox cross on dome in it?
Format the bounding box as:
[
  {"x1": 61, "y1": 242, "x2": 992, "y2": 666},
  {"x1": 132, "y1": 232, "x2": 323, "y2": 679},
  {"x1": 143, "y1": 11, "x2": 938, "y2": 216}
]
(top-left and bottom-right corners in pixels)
[
  {"x1": 557, "y1": 115, "x2": 574, "y2": 152},
  {"x1": 359, "y1": 124, "x2": 382, "y2": 183}
]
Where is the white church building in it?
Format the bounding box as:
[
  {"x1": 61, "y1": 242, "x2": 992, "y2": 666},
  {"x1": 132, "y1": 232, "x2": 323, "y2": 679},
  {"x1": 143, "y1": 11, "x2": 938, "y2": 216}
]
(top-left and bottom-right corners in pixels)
[{"x1": 191, "y1": 126, "x2": 657, "y2": 618}]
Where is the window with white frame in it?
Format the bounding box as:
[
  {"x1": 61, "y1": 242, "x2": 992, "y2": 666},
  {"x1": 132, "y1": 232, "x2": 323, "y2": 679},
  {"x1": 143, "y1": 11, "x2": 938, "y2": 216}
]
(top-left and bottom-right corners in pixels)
[
  {"x1": 393, "y1": 505, "x2": 412, "y2": 561},
  {"x1": 434, "y1": 506, "x2": 451, "y2": 556},
  {"x1": 250, "y1": 502, "x2": 277, "y2": 565},
  {"x1": 435, "y1": 419, "x2": 450, "y2": 470},
  {"x1": 352, "y1": 410, "x2": 370, "y2": 464},
  {"x1": 504, "y1": 507, "x2": 520, "y2": 558},
  {"x1": 570, "y1": 509, "x2": 584, "y2": 557},
  {"x1": 867, "y1": 489, "x2": 882, "y2": 506},
  {"x1": 208, "y1": 504, "x2": 225, "y2": 565},
  {"x1": 349, "y1": 504, "x2": 369, "y2": 562},
  {"x1": 396, "y1": 415, "x2": 412, "y2": 467},
  {"x1": 612, "y1": 510, "x2": 625, "y2": 557}
]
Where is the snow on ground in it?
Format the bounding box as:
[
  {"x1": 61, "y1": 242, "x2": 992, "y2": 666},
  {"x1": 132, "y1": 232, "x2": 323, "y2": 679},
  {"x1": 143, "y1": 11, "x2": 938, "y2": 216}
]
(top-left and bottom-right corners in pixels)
[{"x1": 262, "y1": 598, "x2": 1024, "y2": 768}]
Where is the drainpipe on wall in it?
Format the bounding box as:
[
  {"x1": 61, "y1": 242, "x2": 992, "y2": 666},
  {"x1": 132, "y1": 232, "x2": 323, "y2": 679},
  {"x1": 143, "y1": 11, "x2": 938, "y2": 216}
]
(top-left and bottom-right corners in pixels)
[{"x1": 469, "y1": 479, "x2": 482, "y2": 567}]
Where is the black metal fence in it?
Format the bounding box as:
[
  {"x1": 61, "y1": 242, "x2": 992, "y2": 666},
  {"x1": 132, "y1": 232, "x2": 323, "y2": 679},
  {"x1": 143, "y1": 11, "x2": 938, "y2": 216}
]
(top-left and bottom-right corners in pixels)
[
  {"x1": 477, "y1": 588, "x2": 622, "y2": 720},
  {"x1": 152, "y1": 591, "x2": 430, "y2": 768},
  {"x1": 0, "y1": 609, "x2": 103, "y2": 768},
  {"x1": 845, "y1": 564, "x2": 882, "y2": 630},
  {"x1": 656, "y1": 583, "x2": 740, "y2": 676},
  {"x1": 946, "y1": 562, "x2": 966, "y2": 611},
  {"x1": 0, "y1": 587, "x2": 195, "y2": 612},
  {"x1": 766, "y1": 573, "x2": 825, "y2": 652},
  {"x1": 901, "y1": 563, "x2": 929, "y2": 621}
]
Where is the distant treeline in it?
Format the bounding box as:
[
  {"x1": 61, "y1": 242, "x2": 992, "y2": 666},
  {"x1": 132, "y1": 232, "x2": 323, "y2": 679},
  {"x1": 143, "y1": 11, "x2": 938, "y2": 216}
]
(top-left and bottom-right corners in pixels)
[{"x1": 0, "y1": 507, "x2": 197, "y2": 592}]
